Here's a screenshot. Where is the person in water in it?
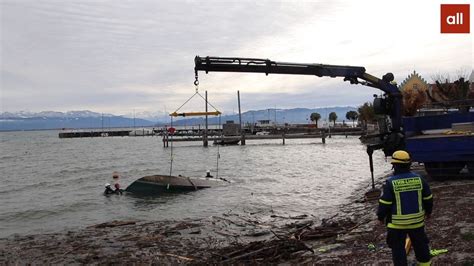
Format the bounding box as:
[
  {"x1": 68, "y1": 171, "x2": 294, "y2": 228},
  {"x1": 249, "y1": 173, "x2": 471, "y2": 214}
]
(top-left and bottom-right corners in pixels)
[
  {"x1": 205, "y1": 170, "x2": 213, "y2": 178},
  {"x1": 104, "y1": 183, "x2": 116, "y2": 195},
  {"x1": 112, "y1": 172, "x2": 123, "y2": 194}
]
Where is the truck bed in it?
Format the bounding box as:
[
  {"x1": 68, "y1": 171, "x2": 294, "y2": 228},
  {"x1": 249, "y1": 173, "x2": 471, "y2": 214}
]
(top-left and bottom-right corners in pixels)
[{"x1": 406, "y1": 134, "x2": 474, "y2": 162}]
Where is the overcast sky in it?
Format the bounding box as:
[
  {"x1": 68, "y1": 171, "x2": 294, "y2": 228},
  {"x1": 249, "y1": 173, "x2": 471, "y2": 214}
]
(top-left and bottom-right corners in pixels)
[{"x1": 1, "y1": 0, "x2": 472, "y2": 116}]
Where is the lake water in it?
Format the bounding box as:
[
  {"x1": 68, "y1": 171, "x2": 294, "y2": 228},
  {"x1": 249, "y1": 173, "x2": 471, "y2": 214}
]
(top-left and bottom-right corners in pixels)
[{"x1": 0, "y1": 131, "x2": 391, "y2": 238}]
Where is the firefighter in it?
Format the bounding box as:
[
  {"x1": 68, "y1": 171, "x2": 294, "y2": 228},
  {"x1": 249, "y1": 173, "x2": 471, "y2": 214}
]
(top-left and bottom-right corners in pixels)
[{"x1": 377, "y1": 150, "x2": 433, "y2": 266}]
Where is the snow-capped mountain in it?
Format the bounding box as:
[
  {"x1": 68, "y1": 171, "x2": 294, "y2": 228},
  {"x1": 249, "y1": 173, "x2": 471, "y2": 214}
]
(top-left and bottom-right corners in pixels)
[
  {"x1": 0, "y1": 110, "x2": 155, "y2": 131},
  {"x1": 0, "y1": 110, "x2": 111, "y2": 119},
  {"x1": 0, "y1": 107, "x2": 358, "y2": 131},
  {"x1": 122, "y1": 111, "x2": 169, "y2": 123}
]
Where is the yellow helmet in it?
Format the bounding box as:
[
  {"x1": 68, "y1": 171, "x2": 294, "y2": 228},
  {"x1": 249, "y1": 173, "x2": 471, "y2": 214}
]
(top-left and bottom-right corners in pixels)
[{"x1": 391, "y1": 150, "x2": 411, "y2": 164}]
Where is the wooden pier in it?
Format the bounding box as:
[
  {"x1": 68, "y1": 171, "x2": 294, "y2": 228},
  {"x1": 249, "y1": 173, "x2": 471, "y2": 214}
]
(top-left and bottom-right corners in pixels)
[
  {"x1": 58, "y1": 128, "x2": 157, "y2": 138},
  {"x1": 161, "y1": 131, "x2": 362, "y2": 146},
  {"x1": 59, "y1": 126, "x2": 363, "y2": 148},
  {"x1": 59, "y1": 130, "x2": 131, "y2": 138},
  {"x1": 58, "y1": 126, "x2": 223, "y2": 139}
]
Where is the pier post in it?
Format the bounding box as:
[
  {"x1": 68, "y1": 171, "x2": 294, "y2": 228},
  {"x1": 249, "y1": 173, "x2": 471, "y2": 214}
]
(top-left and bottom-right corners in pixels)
[
  {"x1": 238, "y1": 90, "x2": 246, "y2": 145},
  {"x1": 282, "y1": 133, "x2": 285, "y2": 145},
  {"x1": 203, "y1": 90, "x2": 209, "y2": 147},
  {"x1": 163, "y1": 134, "x2": 169, "y2": 147}
]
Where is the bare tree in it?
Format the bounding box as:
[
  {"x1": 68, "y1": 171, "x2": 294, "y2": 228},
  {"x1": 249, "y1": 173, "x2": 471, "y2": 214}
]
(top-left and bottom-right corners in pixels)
[{"x1": 429, "y1": 71, "x2": 473, "y2": 112}]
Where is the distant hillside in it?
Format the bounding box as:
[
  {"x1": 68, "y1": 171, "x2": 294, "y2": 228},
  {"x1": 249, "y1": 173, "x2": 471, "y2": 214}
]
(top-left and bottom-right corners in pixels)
[
  {"x1": 167, "y1": 107, "x2": 357, "y2": 126},
  {"x1": 0, "y1": 107, "x2": 357, "y2": 131},
  {"x1": 0, "y1": 111, "x2": 154, "y2": 131}
]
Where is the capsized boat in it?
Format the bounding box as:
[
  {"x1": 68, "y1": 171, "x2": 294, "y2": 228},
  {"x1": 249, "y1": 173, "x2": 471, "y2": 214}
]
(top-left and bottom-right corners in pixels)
[{"x1": 125, "y1": 174, "x2": 228, "y2": 194}]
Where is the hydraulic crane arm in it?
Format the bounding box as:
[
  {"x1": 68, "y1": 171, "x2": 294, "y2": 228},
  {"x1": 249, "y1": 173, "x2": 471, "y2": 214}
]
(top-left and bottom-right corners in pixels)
[
  {"x1": 194, "y1": 56, "x2": 400, "y2": 96},
  {"x1": 194, "y1": 56, "x2": 405, "y2": 157}
]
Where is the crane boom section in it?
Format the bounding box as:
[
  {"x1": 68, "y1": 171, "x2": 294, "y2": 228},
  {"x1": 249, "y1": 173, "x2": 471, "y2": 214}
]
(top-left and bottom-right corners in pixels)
[
  {"x1": 195, "y1": 57, "x2": 365, "y2": 77},
  {"x1": 194, "y1": 56, "x2": 399, "y2": 96}
]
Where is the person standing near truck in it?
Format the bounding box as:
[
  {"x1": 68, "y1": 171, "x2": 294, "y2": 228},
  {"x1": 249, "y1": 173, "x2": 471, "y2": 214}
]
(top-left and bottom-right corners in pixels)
[{"x1": 377, "y1": 150, "x2": 433, "y2": 266}]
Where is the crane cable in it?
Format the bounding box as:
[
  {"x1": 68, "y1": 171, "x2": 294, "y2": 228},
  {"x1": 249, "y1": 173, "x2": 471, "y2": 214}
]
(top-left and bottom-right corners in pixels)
[
  {"x1": 169, "y1": 79, "x2": 222, "y2": 179},
  {"x1": 171, "y1": 84, "x2": 220, "y2": 115},
  {"x1": 216, "y1": 114, "x2": 221, "y2": 179},
  {"x1": 169, "y1": 116, "x2": 173, "y2": 177}
]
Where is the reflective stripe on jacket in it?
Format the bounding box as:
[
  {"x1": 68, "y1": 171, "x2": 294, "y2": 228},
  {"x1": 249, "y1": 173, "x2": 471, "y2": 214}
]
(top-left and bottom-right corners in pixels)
[{"x1": 377, "y1": 172, "x2": 433, "y2": 229}]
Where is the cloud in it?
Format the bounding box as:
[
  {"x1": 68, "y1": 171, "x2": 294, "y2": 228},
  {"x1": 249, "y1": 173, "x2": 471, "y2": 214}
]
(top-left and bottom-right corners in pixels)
[{"x1": 1, "y1": 0, "x2": 472, "y2": 114}]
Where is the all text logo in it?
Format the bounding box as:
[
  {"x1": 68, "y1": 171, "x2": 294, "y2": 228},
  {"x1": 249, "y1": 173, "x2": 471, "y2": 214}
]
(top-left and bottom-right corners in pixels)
[{"x1": 440, "y1": 4, "x2": 470, "y2": 33}]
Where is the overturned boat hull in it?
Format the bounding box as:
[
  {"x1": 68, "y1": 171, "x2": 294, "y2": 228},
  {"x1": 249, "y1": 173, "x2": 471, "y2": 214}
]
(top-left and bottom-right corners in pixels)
[{"x1": 125, "y1": 175, "x2": 224, "y2": 194}]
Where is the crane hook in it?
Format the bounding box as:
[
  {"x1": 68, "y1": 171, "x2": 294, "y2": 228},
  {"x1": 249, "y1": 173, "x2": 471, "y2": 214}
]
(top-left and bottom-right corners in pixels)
[{"x1": 194, "y1": 70, "x2": 199, "y2": 92}]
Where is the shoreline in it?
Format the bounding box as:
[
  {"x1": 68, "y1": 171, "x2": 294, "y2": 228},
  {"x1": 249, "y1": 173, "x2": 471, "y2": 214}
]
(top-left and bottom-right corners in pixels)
[{"x1": 1, "y1": 168, "x2": 473, "y2": 264}]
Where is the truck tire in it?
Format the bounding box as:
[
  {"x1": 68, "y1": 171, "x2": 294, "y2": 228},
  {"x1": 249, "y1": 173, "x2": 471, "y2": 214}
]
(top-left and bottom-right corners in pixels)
[{"x1": 424, "y1": 162, "x2": 465, "y2": 181}]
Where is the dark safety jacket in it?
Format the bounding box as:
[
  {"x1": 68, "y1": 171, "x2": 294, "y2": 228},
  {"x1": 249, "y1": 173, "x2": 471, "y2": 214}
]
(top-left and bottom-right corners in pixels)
[{"x1": 377, "y1": 171, "x2": 433, "y2": 229}]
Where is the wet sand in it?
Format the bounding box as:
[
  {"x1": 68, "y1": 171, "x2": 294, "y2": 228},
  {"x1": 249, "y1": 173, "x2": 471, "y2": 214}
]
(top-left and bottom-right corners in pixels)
[{"x1": 1, "y1": 168, "x2": 473, "y2": 264}]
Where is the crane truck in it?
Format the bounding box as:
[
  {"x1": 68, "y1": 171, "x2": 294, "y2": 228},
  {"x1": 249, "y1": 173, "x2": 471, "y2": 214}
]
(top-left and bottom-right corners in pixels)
[{"x1": 194, "y1": 56, "x2": 474, "y2": 182}]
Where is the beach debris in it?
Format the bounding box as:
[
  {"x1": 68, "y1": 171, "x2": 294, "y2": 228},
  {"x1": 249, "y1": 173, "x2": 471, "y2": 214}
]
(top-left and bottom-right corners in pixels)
[
  {"x1": 430, "y1": 249, "x2": 448, "y2": 257},
  {"x1": 270, "y1": 214, "x2": 308, "y2": 220},
  {"x1": 364, "y1": 189, "x2": 381, "y2": 201},
  {"x1": 92, "y1": 220, "x2": 137, "y2": 229},
  {"x1": 162, "y1": 253, "x2": 194, "y2": 261},
  {"x1": 216, "y1": 238, "x2": 314, "y2": 263},
  {"x1": 294, "y1": 218, "x2": 357, "y2": 241},
  {"x1": 367, "y1": 243, "x2": 376, "y2": 251},
  {"x1": 316, "y1": 243, "x2": 344, "y2": 253}
]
